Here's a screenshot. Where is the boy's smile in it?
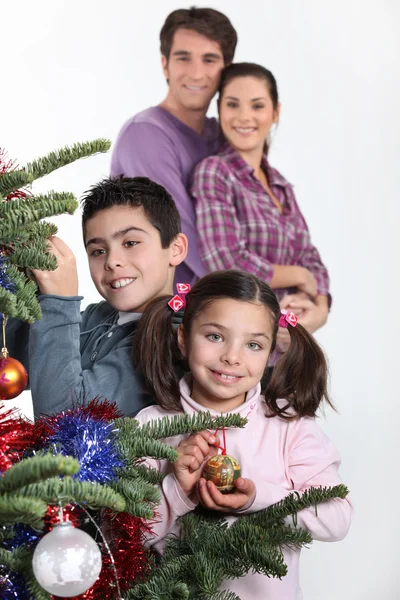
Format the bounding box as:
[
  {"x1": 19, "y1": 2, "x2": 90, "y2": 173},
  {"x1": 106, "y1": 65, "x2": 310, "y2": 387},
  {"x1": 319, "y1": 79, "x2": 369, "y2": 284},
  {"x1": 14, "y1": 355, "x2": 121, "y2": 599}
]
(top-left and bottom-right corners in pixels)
[{"x1": 85, "y1": 205, "x2": 182, "y2": 313}]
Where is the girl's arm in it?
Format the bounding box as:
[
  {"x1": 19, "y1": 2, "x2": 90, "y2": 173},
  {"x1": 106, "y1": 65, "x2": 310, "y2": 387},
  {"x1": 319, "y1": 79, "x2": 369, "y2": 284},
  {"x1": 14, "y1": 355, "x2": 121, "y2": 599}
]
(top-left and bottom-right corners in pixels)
[
  {"x1": 236, "y1": 418, "x2": 353, "y2": 542},
  {"x1": 150, "y1": 466, "x2": 198, "y2": 545}
]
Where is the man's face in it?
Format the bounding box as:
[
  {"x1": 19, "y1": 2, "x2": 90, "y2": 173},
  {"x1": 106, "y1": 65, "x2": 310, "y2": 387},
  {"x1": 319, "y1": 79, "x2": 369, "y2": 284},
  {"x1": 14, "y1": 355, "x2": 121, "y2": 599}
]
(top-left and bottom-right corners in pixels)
[
  {"x1": 85, "y1": 205, "x2": 180, "y2": 313},
  {"x1": 162, "y1": 28, "x2": 225, "y2": 113}
]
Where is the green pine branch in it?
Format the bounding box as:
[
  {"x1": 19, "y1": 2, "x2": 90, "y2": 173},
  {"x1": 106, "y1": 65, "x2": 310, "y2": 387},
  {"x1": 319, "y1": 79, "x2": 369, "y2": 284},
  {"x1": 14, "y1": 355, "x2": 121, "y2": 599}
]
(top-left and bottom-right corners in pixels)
[
  {"x1": 0, "y1": 264, "x2": 42, "y2": 322},
  {"x1": 9, "y1": 244, "x2": 57, "y2": 271},
  {"x1": 0, "y1": 139, "x2": 111, "y2": 196},
  {"x1": 116, "y1": 464, "x2": 166, "y2": 485},
  {"x1": 0, "y1": 138, "x2": 111, "y2": 323},
  {"x1": 0, "y1": 454, "x2": 80, "y2": 495},
  {"x1": 125, "y1": 556, "x2": 192, "y2": 600},
  {"x1": 0, "y1": 192, "x2": 77, "y2": 239},
  {"x1": 0, "y1": 170, "x2": 34, "y2": 197},
  {"x1": 110, "y1": 478, "x2": 161, "y2": 518},
  {"x1": 118, "y1": 436, "x2": 179, "y2": 465},
  {"x1": 137, "y1": 412, "x2": 248, "y2": 441},
  {"x1": 24, "y1": 139, "x2": 111, "y2": 181},
  {"x1": 207, "y1": 592, "x2": 241, "y2": 600},
  {"x1": 247, "y1": 484, "x2": 349, "y2": 528},
  {"x1": 0, "y1": 495, "x2": 49, "y2": 529},
  {"x1": 15, "y1": 476, "x2": 126, "y2": 513}
]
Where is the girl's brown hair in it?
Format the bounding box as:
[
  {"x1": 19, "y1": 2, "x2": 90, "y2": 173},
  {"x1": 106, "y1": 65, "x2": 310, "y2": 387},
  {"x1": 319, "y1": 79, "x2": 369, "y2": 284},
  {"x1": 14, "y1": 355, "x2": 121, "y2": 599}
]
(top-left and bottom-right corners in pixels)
[{"x1": 134, "y1": 270, "x2": 332, "y2": 419}]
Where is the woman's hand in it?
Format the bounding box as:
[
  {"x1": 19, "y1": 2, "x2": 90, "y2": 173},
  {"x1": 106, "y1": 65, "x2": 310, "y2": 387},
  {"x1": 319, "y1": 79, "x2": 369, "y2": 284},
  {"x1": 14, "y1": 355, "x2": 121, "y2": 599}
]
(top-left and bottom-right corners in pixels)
[
  {"x1": 174, "y1": 431, "x2": 219, "y2": 496},
  {"x1": 198, "y1": 477, "x2": 256, "y2": 512},
  {"x1": 288, "y1": 294, "x2": 329, "y2": 334}
]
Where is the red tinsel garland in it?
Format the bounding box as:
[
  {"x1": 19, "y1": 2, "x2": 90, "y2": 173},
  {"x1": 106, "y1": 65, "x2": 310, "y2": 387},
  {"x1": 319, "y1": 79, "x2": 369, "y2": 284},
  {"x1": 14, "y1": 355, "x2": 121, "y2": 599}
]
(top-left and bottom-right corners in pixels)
[
  {"x1": 0, "y1": 148, "x2": 28, "y2": 202},
  {"x1": 0, "y1": 404, "x2": 34, "y2": 472},
  {"x1": 70, "y1": 512, "x2": 154, "y2": 600},
  {"x1": 31, "y1": 399, "x2": 153, "y2": 599},
  {"x1": 1, "y1": 399, "x2": 154, "y2": 598}
]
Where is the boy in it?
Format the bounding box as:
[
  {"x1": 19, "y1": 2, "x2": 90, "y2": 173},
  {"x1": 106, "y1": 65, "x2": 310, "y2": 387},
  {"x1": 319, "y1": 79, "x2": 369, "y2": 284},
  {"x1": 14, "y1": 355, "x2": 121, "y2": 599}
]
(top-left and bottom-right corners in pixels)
[
  {"x1": 111, "y1": 7, "x2": 237, "y2": 285},
  {"x1": 7, "y1": 177, "x2": 188, "y2": 418}
]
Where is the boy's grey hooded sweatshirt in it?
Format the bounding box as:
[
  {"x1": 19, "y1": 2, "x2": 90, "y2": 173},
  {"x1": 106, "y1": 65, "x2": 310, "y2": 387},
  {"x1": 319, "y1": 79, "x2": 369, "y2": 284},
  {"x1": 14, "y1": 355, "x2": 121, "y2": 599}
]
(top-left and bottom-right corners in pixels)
[{"x1": 6, "y1": 294, "x2": 183, "y2": 419}]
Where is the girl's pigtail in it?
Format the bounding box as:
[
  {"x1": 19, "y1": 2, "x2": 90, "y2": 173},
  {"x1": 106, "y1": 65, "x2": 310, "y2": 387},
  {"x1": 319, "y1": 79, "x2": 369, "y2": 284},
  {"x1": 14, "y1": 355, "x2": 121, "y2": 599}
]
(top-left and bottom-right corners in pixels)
[
  {"x1": 265, "y1": 323, "x2": 333, "y2": 419},
  {"x1": 133, "y1": 295, "x2": 182, "y2": 411}
]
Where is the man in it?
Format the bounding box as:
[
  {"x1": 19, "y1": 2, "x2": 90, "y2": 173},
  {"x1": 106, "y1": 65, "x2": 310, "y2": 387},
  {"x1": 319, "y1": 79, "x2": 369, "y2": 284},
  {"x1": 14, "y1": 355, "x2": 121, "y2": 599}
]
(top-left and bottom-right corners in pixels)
[{"x1": 111, "y1": 7, "x2": 237, "y2": 285}]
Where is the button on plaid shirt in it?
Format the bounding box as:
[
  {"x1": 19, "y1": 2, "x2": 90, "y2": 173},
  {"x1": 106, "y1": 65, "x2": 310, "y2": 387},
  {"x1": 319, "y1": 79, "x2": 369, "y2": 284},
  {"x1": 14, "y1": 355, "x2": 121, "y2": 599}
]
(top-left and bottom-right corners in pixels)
[{"x1": 190, "y1": 144, "x2": 330, "y2": 301}]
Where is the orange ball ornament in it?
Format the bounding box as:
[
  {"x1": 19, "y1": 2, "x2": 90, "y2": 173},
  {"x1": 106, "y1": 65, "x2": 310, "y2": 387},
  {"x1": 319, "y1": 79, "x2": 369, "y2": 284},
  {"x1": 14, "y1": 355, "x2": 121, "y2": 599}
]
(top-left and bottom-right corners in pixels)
[
  {"x1": 0, "y1": 353, "x2": 28, "y2": 400},
  {"x1": 202, "y1": 454, "x2": 241, "y2": 494}
]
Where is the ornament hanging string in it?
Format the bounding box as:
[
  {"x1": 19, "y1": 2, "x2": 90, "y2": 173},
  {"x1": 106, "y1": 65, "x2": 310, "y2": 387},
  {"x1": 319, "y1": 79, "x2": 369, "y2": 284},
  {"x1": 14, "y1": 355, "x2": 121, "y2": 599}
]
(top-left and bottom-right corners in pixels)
[
  {"x1": 2, "y1": 315, "x2": 8, "y2": 357},
  {"x1": 213, "y1": 426, "x2": 227, "y2": 455}
]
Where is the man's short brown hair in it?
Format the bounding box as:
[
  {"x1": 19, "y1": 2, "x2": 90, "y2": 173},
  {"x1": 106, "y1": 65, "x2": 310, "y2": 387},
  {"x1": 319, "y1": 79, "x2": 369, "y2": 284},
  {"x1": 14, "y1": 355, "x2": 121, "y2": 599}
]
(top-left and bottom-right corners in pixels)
[{"x1": 160, "y1": 7, "x2": 237, "y2": 65}]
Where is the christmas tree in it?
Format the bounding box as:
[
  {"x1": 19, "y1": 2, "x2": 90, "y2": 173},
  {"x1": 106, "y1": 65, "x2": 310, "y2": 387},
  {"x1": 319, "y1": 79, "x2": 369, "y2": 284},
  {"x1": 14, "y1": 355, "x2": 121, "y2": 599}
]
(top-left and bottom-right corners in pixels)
[
  {"x1": 0, "y1": 401, "x2": 349, "y2": 599},
  {"x1": 0, "y1": 141, "x2": 349, "y2": 598},
  {"x1": 0, "y1": 140, "x2": 110, "y2": 324}
]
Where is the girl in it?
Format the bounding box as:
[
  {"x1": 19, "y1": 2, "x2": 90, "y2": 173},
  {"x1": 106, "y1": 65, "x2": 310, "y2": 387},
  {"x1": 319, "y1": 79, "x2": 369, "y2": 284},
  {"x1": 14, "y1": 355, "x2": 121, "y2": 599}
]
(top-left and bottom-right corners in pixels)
[
  {"x1": 134, "y1": 270, "x2": 352, "y2": 599},
  {"x1": 190, "y1": 63, "x2": 330, "y2": 356}
]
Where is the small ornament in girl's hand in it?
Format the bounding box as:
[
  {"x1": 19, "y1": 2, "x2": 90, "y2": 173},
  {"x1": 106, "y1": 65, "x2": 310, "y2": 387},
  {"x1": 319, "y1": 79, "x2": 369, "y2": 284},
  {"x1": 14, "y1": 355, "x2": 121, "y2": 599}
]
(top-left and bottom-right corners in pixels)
[{"x1": 203, "y1": 454, "x2": 241, "y2": 494}]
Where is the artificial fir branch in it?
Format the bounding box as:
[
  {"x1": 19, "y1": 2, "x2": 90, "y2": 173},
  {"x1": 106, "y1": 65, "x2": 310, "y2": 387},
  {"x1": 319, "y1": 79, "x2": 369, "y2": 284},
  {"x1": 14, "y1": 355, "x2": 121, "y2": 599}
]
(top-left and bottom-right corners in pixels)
[
  {"x1": 118, "y1": 436, "x2": 179, "y2": 465},
  {"x1": 246, "y1": 484, "x2": 349, "y2": 528},
  {"x1": 0, "y1": 496, "x2": 48, "y2": 529},
  {"x1": 0, "y1": 138, "x2": 111, "y2": 323},
  {"x1": 0, "y1": 170, "x2": 34, "y2": 197},
  {"x1": 0, "y1": 454, "x2": 80, "y2": 495},
  {"x1": 15, "y1": 477, "x2": 126, "y2": 513},
  {"x1": 0, "y1": 140, "x2": 111, "y2": 197},
  {"x1": 112, "y1": 476, "x2": 161, "y2": 505},
  {"x1": 117, "y1": 464, "x2": 166, "y2": 485},
  {"x1": 0, "y1": 192, "x2": 77, "y2": 240},
  {"x1": 207, "y1": 593, "x2": 241, "y2": 600},
  {"x1": 24, "y1": 139, "x2": 111, "y2": 182},
  {"x1": 137, "y1": 412, "x2": 248, "y2": 441},
  {"x1": 127, "y1": 484, "x2": 349, "y2": 599},
  {"x1": 110, "y1": 478, "x2": 161, "y2": 518},
  {"x1": 139, "y1": 412, "x2": 248, "y2": 440},
  {"x1": 125, "y1": 556, "x2": 192, "y2": 600}
]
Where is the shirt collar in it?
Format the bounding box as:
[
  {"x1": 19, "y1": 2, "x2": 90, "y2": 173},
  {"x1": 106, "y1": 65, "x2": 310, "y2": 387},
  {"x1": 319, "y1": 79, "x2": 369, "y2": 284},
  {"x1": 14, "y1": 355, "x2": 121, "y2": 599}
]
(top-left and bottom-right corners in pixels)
[
  {"x1": 219, "y1": 143, "x2": 291, "y2": 188},
  {"x1": 179, "y1": 373, "x2": 261, "y2": 421},
  {"x1": 117, "y1": 311, "x2": 142, "y2": 325}
]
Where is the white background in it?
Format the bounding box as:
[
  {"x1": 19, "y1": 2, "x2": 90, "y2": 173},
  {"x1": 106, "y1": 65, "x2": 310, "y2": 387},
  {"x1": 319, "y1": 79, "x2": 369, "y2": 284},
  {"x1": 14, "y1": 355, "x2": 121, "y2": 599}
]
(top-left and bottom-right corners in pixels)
[{"x1": 2, "y1": 0, "x2": 399, "y2": 597}]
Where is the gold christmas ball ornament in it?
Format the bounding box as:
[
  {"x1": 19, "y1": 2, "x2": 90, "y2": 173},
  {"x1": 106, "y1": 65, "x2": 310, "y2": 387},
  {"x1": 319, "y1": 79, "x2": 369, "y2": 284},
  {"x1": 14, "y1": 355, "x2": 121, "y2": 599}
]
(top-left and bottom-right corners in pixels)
[
  {"x1": 0, "y1": 351, "x2": 28, "y2": 400},
  {"x1": 202, "y1": 454, "x2": 242, "y2": 494}
]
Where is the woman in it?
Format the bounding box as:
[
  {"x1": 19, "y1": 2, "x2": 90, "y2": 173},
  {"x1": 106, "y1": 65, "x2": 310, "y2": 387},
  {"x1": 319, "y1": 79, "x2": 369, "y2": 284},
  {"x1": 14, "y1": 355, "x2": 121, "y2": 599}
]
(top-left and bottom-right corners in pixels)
[{"x1": 190, "y1": 63, "x2": 330, "y2": 351}]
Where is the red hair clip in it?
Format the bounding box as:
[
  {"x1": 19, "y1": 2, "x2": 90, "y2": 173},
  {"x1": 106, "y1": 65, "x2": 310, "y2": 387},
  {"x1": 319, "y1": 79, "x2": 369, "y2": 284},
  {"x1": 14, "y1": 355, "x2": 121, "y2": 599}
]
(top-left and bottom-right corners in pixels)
[
  {"x1": 168, "y1": 283, "x2": 191, "y2": 312},
  {"x1": 278, "y1": 309, "x2": 298, "y2": 328}
]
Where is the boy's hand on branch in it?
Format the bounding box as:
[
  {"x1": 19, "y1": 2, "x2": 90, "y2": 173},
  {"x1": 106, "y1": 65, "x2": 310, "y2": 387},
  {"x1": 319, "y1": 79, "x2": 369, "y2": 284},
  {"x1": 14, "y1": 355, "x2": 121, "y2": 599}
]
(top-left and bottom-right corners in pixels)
[
  {"x1": 32, "y1": 236, "x2": 79, "y2": 296},
  {"x1": 198, "y1": 476, "x2": 256, "y2": 512},
  {"x1": 174, "y1": 431, "x2": 219, "y2": 496}
]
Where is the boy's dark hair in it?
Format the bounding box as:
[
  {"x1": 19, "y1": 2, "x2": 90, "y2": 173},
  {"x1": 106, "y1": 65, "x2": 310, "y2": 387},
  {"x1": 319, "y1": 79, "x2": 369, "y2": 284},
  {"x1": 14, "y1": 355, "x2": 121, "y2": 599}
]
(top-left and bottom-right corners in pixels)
[
  {"x1": 134, "y1": 270, "x2": 333, "y2": 419},
  {"x1": 160, "y1": 7, "x2": 237, "y2": 65},
  {"x1": 81, "y1": 176, "x2": 181, "y2": 248}
]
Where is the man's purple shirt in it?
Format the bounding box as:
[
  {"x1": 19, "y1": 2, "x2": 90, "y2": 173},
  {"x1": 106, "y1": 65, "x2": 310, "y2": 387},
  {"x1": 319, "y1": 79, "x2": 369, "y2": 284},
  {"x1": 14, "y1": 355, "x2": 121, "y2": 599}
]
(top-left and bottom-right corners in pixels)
[{"x1": 111, "y1": 106, "x2": 221, "y2": 285}]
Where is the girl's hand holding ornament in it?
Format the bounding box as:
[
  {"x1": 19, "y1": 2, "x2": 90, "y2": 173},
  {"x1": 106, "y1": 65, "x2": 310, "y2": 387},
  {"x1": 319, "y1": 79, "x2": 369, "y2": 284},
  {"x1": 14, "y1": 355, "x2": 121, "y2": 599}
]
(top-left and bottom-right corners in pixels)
[
  {"x1": 198, "y1": 474, "x2": 256, "y2": 512},
  {"x1": 174, "y1": 430, "x2": 220, "y2": 496}
]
